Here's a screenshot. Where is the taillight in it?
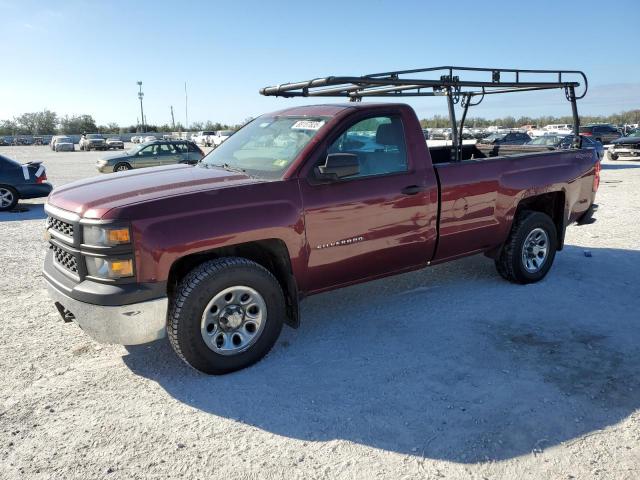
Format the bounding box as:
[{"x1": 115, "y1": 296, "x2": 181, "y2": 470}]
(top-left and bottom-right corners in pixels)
[
  {"x1": 36, "y1": 172, "x2": 47, "y2": 184},
  {"x1": 582, "y1": 132, "x2": 592, "y2": 136},
  {"x1": 593, "y1": 160, "x2": 601, "y2": 192}
]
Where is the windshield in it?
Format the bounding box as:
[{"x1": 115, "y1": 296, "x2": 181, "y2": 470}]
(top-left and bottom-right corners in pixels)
[
  {"x1": 218, "y1": 130, "x2": 234, "y2": 136},
  {"x1": 626, "y1": 129, "x2": 640, "y2": 137},
  {"x1": 87, "y1": 134, "x2": 103, "y2": 139},
  {"x1": 483, "y1": 133, "x2": 506, "y2": 142},
  {"x1": 199, "y1": 115, "x2": 329, "y2": 179},
  {"x1": 528, "y1": 136, "x2": 559, "y2": 146},
  {"x1": 126, "y1": 144, "x2": 144, "y2": 154},
  {"x1": 58, "y1": 137, "x2": 72, "y2": 142}
]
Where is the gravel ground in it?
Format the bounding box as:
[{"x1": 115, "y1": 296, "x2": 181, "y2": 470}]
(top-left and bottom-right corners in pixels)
[{"x1": 1, "y1": 145, "x2": 639, "y2": 479}]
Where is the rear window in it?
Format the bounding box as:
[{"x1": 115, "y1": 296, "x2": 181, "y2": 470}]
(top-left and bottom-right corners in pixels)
[{"x1": 579, "y1": 126, "x2": 593, "y2": 133}]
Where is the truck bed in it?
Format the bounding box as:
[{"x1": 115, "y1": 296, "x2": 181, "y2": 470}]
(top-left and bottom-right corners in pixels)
[{"x1": 432, "y1": 148, "x2": 597, "y2": 262}]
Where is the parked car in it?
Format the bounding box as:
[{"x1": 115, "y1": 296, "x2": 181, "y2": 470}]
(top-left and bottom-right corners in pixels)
[
  {"x1": 95, "y1": 140, "x2": 204, "y2": 173},
  {"x1": 479, "y1": 131, "x2": 531, "y2": 145},
  {"x1": 191, "y1": 131, "x2": 216, "y2": 146},
  {"x1": 79, "y1": 133, "x2": 107, "y2": 151},
  {"x1": 543, "y1": 124, "x2": 572, "y2": 135},
  {"x1": 528, "y1": 134, "x2": 605, "y2": 160},
  {"x1": 143, "y1": 135, "x2": 158, "y2": 143},
  {"x1": 608, "y1": 129, "x2": 640, "y2": 160},
  {"x1": 44, "y1": 101, "x2": 599, "y2": 374},
  {"x1": 211, "y1": 130, "x2": 234, "y2": 147},
  {"x1": 579, "y1": 124, "x2": 622, "y2": 144},
  {"x1": 557, "y1": 135, "x2": 604, "y2": 160},
  {"x1": 54, "y1": 136, "x2": 75, "y2": 152},
  {"x1": 130, "y1": 136, "x2": 143, "y2": 144},
  {"x1": 0, "y1": 154, "x2": 52, "y2": 211},
  {"x1": 1, "y1": 137, "x2": 12, "y2": 146},
  {"x1": 106, "y1": 137, "x2": 125, "y2": 150}
]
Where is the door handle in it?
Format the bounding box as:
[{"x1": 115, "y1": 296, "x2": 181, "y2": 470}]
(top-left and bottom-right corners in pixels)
[{"x1": 401, "y1": 185, "x2": 424, "y2": 195}]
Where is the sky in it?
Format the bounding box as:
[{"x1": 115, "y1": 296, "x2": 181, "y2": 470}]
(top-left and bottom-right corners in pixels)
[{"x1": 1, "y1": 0, "x2": 639, "y2": 126}]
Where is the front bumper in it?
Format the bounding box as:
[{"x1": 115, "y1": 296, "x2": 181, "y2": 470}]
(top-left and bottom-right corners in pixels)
[
  {"x1": 43, "y1": 250, "x2": 168, "y2": 345},
  {"x1": 96, "y1": 161, "x2": 114, "y2": 173},
  {"x1": 46, "y1": 280, "x2": 168, "y2": 345},
  {"x1": 86, "y1": 143, "x2": 106, "y2": 150},
  {"x1": 611, "y1": 147, "x2": 640, "y2": 157}
]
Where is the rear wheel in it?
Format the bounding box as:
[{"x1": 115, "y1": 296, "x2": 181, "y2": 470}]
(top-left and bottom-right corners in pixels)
[
  {"x1": 0, "y1": 186, "x2": 19, "y2": 211},
  {"x1": 495, "y1": 211, "x2": 557, "y2": 284},
  {"x1": 114, "y1": 162, "x2": 132, "y2": 172},
  {"x1": 168, "y1": 257, "x2": 285, "y2": 374},
  {"x1": 608, "y1": 151, "x2": 619, "y2": 161}
]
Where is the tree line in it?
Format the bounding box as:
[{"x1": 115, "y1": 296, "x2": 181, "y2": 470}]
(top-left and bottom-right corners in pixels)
[
  {"x1": 0, "y1": 110, "x2": 239, "y2": 136},
  {"x1": 419, "y1": 109, "x2": 640, "y2": 129},
  {"x1": 3, "y1": 108, "x2": 638, "y2": 136}
]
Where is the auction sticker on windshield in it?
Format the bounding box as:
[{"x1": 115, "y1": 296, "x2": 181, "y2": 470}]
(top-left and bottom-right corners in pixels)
[{"x1": 291, "y1": 120, "x2": 325, "y2": 130}]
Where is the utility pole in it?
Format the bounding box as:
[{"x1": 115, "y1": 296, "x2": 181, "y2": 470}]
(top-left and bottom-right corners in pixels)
[
  {"x1": 137, "y1": 81, "x2": 145, "y2": 133},
  {"x1": 170, "y1": 105, "x2": 175, "y2": 130},
  {"x1": 184, "y1": 82, "x2": 189, "y2": 131}
]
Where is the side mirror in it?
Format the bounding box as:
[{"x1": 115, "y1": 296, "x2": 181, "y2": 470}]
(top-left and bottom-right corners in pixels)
[
  {"x1": 315, "y1": 153, "x2": 359, "y2": 181},
  {"x1": 572, "y1": 135, "x2": 582, "y2": 149}
]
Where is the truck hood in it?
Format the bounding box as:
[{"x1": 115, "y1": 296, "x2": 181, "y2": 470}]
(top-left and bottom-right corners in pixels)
[
  {"x1": 612, "y1": 136, "x2": 640, "y2": 145},
  {"x1": 48, "y1": 164, "x2": 261, "y2": 219}
]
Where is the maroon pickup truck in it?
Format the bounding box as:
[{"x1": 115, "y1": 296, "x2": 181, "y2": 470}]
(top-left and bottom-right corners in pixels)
[{"x1": 43, "y1": 67, "x2": 599, "y2": 374}]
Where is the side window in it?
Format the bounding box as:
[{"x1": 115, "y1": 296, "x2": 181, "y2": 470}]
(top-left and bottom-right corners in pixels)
[
  {"x1": 173, "y1": 143, "x2": 188, "y2": 153},
  {"x1": 186, "y1": 142, "x2": 199, "y2": 153},
  {"x1": 139, "y1": 145, "x2": 153, "y2": 156},
  {"x1": 154, "y1": 144, "x2": 174, "y2": 155},
  {"x1": 326, "y1": 115, "x2": 408, "y2": 178}
]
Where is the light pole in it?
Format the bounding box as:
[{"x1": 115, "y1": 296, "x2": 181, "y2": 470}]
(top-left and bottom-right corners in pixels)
[{"x1": 137, "y1": 81, "x2": 145, "y2": 133}]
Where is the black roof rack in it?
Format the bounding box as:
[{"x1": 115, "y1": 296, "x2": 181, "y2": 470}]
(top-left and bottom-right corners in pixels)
[
  {"x1": 260, "y1": 66, "x2": 588, "y2": 162},
  {"x1": 260, "y1": 66, "x2": 588, "y2": 101}
]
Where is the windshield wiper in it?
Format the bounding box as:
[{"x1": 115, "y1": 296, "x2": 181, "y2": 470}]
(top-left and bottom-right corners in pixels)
[{"x1": 208, "y1": 163, "x2": 245, "y2": 174}]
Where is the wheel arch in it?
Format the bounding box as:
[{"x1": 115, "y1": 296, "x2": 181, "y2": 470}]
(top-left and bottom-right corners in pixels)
[
  {"x1": 167, "y1": 239, "x2": 300, "y2": 328},
  {"x1": 514, "y1": 190, "x2": 566, "y2": 250}
]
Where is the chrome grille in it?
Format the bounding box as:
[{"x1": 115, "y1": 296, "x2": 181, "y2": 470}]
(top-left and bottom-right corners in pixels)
[
  {"x1": 48, "y1": 216, "x2": 74, "y2": 238},
  {"x1": 51, "y1": 244, "x2": 78, "y2": 274}
]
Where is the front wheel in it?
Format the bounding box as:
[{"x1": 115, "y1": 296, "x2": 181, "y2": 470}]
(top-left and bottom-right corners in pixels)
[
  {"x1": 608, "y1": 151, "x2": 619, "y2": 161},
  {"x1": 168, "y1": 257, "x2": 285, "y2": 374},
  {"x1": 495, "y1": 211, "x2": 558, "y2": 284},
  {"x1": 113, "y1": 162, "x2": 132, "y2": 172}
]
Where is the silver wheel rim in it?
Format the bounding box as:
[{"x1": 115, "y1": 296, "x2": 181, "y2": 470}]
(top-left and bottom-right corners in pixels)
[
  {"x1": 521, "y1": 227, "x2": 549, "y2": 273},
  {"x1": 116, "y1": 165, "x2": 128, "y2": 171},
  {"x1": 200, "y1": 285, "x2": 267, "y2": 356},
  {"x1": 0, "y1": 188, "x2": 14, "y2": 208}
]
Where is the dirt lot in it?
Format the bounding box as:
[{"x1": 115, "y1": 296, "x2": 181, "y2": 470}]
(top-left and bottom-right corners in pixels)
[{"x1": 1, "y1": 145, "x2": 639, "y2": 479}]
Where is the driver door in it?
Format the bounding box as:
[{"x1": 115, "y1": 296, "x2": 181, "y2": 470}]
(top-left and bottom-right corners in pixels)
[{"x1": 299, "y1": 113, "x2": 438, "y2": 293}]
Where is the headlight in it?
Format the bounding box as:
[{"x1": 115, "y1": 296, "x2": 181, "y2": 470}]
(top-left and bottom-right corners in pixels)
[
  {"x1": 83, "y1": 225, "x2": 131, "y2": 246},
  {"x1": 86, "y1": 256, "x2": 134, "y2": 279}
]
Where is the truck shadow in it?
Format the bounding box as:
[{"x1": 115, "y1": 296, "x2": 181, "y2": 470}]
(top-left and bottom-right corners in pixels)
[{"x1": 123, "y1": 245, "x2": 640, "y2": 463}]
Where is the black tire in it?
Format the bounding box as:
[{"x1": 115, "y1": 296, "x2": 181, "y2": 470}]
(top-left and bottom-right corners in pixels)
[
  {"x1": 120, "y1": 145, "x2": 125, "y2": 149},
  {"x1": 495, "y1": 211, "x2": 558, "y2": 284},
  {"x1": 0, "y1": 185, "x2": 19, "y2": 211},
  {"x1": 608, "y1": 151, "x2": 618, "y2": 161},
  {"x1": 113, "y1": 162, "x2": 132, "y2": 172},
  {"x1": 168, "y1": 257, "x2": 285, "y2": 374}
]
